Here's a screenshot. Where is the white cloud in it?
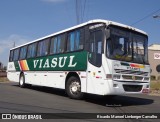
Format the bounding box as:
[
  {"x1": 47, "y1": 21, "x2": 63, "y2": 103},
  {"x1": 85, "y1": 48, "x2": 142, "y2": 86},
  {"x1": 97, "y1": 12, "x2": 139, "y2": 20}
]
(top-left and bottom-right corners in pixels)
[
  {"x1": 42, "y1": 0, "x2": 66, "y2": 3},
  {"x1": 0, "y1": 34, "x2": 30, "y2": 54},
  {"x1": 0, "y1": 34, "x2": 30, "y2": 65}
]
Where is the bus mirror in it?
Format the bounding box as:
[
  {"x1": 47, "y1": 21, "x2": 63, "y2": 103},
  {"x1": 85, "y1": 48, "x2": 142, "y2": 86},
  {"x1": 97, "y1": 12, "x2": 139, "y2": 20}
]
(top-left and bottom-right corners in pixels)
[
  {"x1": 156, "y1": 65, "x2": 160, "y2": 73},
  {"x1": 107, "y1": 37, "x2": 111, "y2": 41}
]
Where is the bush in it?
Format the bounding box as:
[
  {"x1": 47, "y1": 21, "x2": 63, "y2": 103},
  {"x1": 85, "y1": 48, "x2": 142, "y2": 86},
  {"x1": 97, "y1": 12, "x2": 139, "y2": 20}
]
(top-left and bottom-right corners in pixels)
[
  {"x1": 151, "y1": 75, "x2": 156, "y2": 80},
  {"x1": 150, "y1": 80, "x2": 160, "y2": 90}
]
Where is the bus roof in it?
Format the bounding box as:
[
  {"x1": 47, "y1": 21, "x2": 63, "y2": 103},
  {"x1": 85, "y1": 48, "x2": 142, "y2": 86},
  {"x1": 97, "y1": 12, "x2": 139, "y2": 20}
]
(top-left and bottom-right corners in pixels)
[{"x1": 11, "y1": 19, "x2": 148, "y2": 50}]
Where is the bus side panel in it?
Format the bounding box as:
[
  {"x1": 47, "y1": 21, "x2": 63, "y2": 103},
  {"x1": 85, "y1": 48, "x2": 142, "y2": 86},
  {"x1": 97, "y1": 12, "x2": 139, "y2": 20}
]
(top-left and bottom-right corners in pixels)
[
  {"x1": 46, "y1": 71, "x2": 65, "y2": 89},
  {"x1": 25, "y1": 72, "x2": 34, "y2": 85},
  {"x1": 79, "y1": 72, "x2": 87, "y2": 93},
  {"x1": 86, "y1": 54, "x2": 116, "y2": 95},
  {"x1": 45, "y1": 71, "x2": 87, "y2": 92},
  {"x1": 101, "y1": 55, "x2": 117, "y2": 95},
  {"x1": 25, "y1": 71, "x2": 66, "y2": 89},
  {"x1": 7, "y1": 62, "x2": 20, "y2": 82},
  {"x1": 86, "y1": 62, "x2": 109, "y2": 95},
  {"x1": 7, "y1": 72, "x2": 20, "y2": 82}
]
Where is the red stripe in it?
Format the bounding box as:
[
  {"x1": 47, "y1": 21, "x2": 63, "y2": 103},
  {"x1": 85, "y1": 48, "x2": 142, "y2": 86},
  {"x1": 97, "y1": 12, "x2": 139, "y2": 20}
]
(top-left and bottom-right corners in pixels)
[
  {"x1": 20, "y1": 60, "x2": 25, "y2": 70},
  {"x1": 96, "y1": 76, "x2": 102, "y2": 79},
  {"x1": 130, "y1": 64, "x2": 139, "y2": 68}
]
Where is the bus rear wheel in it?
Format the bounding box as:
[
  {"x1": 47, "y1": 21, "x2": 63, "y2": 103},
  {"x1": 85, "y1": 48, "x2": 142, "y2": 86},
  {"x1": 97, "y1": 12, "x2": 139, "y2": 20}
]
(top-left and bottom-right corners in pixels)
[
  {"x1": 66, "y1": 76, "x2": 83, "y2": 99},
  {"x1": 19, "y1": 74, "x2": 26, "y2": 88}
]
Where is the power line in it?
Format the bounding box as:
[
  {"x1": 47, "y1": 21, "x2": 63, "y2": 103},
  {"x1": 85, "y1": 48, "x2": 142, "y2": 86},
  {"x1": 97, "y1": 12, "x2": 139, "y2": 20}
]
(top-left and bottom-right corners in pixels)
[
  {"x1": 131, "y1": 8, "x2": 160, "y2": 26},
  {"x1": 75, "y1": 0, "x2": 87, "y2": 24},
  {"x1": 13, "y1": 42, "x2": 15, "y2": 48},
  {"x1": 75, "y1": 0, "x2": 79, "y2": 24},
  {"x1": 82, "y1": 0, "x2": 87, "y2": 22}
]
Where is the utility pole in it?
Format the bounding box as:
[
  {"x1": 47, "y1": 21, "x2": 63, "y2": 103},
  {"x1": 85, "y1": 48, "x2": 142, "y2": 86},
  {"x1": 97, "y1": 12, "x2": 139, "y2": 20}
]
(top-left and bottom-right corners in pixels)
[
  {"x1": 13, "y1": 42, "x2": 15, "y2": 48},
  {"x1": 75, "y1": 0, "x2": 86, "y2": 25}
]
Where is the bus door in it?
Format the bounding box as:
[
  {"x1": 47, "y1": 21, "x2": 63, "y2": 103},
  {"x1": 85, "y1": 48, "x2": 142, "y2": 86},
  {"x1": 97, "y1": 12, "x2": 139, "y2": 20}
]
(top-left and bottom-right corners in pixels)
[{"x1": 86, "y1": 30, "x2": 104, "y2": 94}]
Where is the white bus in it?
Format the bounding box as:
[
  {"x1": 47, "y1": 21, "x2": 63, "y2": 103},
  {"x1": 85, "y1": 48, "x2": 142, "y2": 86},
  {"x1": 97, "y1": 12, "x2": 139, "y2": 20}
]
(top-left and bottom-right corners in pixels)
[{"x1": 7, "y1": 19, "x2": 150, "y2": 99}]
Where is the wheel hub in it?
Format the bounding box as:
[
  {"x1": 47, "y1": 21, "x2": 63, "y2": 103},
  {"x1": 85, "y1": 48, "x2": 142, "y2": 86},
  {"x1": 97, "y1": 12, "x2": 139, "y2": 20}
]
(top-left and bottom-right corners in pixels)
[
  {"x1": 71, "y1": 86, "x2": 78, "y2": 92},
  {"x1": 20, "y1": 77, "x2": 23, "y2": 85},
  {"x1": 70, "y1": 81, "x2": 80, "y2": 94}
]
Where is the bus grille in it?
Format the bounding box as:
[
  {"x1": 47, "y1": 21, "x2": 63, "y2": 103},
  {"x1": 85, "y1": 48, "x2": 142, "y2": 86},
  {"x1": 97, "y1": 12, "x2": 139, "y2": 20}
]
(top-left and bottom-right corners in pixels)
[
  {"x1": 122, "y1": 75, "x2": 143, "y2": 81},
  {"x1": 123, "y1": 85, "x2": 142, "y2": 92},
  {"x1": 115, "y1": 69, "x2": 148, "y2": 76}
]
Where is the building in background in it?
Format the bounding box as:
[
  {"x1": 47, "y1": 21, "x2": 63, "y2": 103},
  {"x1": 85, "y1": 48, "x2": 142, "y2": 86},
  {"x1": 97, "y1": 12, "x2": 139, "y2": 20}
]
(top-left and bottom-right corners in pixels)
[{"x1": 148, "y1": 44, "x2": 160, "y2": 80}]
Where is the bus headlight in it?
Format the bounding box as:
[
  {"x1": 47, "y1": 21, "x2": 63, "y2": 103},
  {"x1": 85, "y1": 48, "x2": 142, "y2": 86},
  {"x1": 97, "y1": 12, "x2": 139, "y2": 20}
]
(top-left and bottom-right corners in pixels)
[
  {"x1": 144, "y1": 77, "x2": 150, "y2": 81},
  {"x1": 113, "y1": 74, "x2": 121, "y2": 80},
  {"x1": 146, "y1": 84, "x2": 150, "y2": 88},
  {"x1": 106, "y1": 74, "x2": 112, "y2": 80}
]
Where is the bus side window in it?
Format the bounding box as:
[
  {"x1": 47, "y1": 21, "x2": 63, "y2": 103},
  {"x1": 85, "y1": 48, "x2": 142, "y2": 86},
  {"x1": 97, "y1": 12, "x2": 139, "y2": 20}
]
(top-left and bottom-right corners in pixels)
[
  {"x1": 67, "y1": 29, "x2": 83, "y2": 52},
  {"x1": 67, "y1": 32, "x2": 75, "y2": 51},
  {"x1": 59, "y1": 34, "x2": 65, "y2": 53},
  {"x1": 19, "y1": 46, "x2": 27, "y2": 60},
  {"x1": 27, "y1": 43, "x2": 37, "y2": 58},
  {"x1": 50, "y1": 34, "x2": 65, "y2": 54},
  {"x1": 50, "y1": 37, "x2": 58, "y2": 54},
  {"x1": 13, "y1": 48, "x2": 20, "y2": 61},
  {"x1": 9, "y1": 50, "x2": 14, "y2": 62},
  {"x1": 37, "y1": 39, "x2": 49, "y2": 57}
]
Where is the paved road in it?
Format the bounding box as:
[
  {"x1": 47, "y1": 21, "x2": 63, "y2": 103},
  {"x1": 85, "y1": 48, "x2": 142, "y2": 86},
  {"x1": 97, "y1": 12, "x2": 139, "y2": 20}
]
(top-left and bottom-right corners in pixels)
[{"x1": 0, "y1": 82, "x2": 160, "y2": 122}]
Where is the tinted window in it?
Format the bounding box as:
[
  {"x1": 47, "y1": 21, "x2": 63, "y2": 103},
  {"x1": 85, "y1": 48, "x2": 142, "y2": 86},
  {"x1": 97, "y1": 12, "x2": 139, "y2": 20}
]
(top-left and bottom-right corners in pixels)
[
  {"x1": 67, "y1": 30, "x2": 83, "y2": 52},
  {"x1": 89, "y1": 30, "x2": 102, "y2": 67},
  {"x1": 19, "y1": 46, "x2": 27, "y2": 60},
  {"x1": 27, "y1": 43, "x2": 37, "y2": 58},
  {"x1": 37, "y1": 39, "x2": 49, "y2": 57},
  {"x1": 89, "y1": 31, "x2": 102, "y2": 54},
  {"x1": 106, "y1": 26, "x2": 148, "y2": 64},
  {"x1": 13, "y1": 48, "x2": 20, "y2": 61},
  {"x1": 50, "y1": 34, "x2": 65, "y2": 54},
  {"x1": 9, "y1": 50, "x2": 14, "y2": 62}
]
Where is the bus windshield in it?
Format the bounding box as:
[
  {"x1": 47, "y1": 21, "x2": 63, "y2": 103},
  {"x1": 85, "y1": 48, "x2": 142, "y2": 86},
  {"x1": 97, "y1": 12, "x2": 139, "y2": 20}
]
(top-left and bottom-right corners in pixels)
[{"x1": 106, "y1": 26, "x2": 148, "y2": 64}]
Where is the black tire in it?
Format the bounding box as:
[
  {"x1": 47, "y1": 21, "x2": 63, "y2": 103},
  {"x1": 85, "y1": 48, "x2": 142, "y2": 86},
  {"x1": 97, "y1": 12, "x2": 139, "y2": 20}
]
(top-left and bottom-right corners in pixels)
[
  {"x1": 19, "y1": 74, "x2": 26, "y2": 88},
  {"x1": 105, "y1": 95, "x2": 116, "y2": 99},
  {"x1": 66, "y1": 76, "x2": 83, "y2": 99}
]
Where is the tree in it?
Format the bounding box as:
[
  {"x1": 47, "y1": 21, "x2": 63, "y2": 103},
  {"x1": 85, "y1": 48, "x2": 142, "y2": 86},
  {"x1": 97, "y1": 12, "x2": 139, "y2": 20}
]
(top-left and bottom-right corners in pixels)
[{"x1": 3, "y1": 66, "x2": 7, "y2": 71}]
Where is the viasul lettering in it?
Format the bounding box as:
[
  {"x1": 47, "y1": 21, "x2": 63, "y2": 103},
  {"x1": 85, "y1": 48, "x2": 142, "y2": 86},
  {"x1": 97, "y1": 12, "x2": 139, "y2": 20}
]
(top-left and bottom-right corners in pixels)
[{"x1": 33, "y1": 55, "x2": 77, "y2": 69}]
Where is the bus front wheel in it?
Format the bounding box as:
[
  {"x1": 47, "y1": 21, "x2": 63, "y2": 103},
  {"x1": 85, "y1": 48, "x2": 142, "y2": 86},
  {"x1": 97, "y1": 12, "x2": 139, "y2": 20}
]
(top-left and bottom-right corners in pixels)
[
  {"x1": 19, "y1": 74, "x2": 26, "y2": 88},
  {"x1": 66, "y1": 76, "x2": 83, "y2": 99}
]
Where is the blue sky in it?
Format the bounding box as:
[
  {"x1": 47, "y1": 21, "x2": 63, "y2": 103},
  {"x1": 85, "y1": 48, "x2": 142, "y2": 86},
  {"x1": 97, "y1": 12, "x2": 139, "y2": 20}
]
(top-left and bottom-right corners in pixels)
[{"x1": 0, "y1": 0, "x2": 160, "y2": 66}]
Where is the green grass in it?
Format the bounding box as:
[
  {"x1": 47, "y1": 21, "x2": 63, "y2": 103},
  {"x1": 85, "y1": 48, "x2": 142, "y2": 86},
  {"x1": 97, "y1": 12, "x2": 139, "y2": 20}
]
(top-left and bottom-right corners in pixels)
[{"x1": 150, "y1": 80, "x2": 160, "y2": 90}]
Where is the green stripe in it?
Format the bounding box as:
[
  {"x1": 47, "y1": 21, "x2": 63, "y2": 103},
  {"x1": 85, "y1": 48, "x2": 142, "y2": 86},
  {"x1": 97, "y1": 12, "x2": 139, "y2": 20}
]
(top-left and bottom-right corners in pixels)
[
  {"x1": 27, "y1": 51, "x2": 88, "y2": 71},
  {"x1": 121, "y1": 62, "x2": 130, "y2": 66},
  {"x1": 14, "y1": 61, "x2": 20, "y2": 71}
]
